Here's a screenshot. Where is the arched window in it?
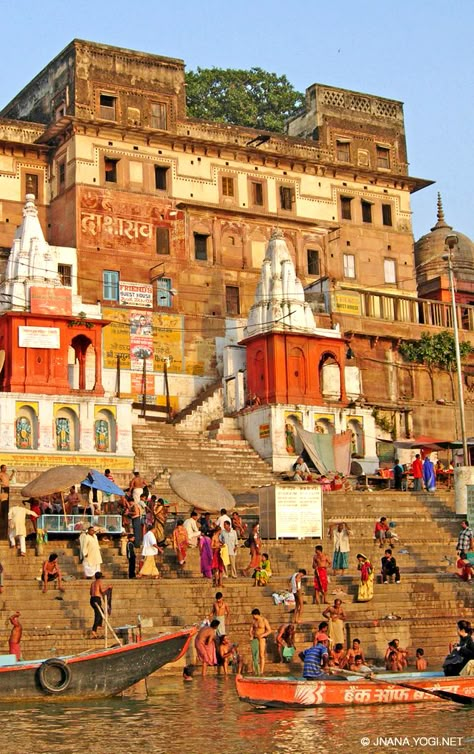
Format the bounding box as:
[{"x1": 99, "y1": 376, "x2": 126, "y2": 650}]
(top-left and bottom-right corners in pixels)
[
  {"x1": 319, "y1": 352, "x2": 341, "y2": 400},
  {"x1": 70, "y1": 334, "x2": 95, "y2": 391}
]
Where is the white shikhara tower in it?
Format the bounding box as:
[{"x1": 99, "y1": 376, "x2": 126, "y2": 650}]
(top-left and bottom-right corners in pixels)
[
  {"x1": 245, "y1": 229, "x2": 318, "y2": 337},
  {"x1": 0, "y1": 194, "x2": 62, "y2": 311}
]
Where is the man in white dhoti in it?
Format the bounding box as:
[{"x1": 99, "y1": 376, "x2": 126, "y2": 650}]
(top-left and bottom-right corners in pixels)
[
  {"x1": 82, "y1": 526, "x2": 103, "y2": 578},
  {"x1": 183, "y1": 510, "x2": 200, "y2": 548},
  {"x1": 8, "y1": 501, "x2": 38, "y2": 555}
]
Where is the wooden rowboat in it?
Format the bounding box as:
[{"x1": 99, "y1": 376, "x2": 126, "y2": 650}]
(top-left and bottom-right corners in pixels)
[
  {"x1": 0, "y1": 627, "x2": 196, "y2": 702},
  {"x1": 236, "y1": 672, "x2": 474, "y2": 708}
]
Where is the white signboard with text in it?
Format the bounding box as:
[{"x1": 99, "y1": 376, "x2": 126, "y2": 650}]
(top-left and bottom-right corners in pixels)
[
  {"x1": 18, "y1": 326, "x2": 60, "y2": 349},
  {"x1": 119, "y1": 282, "x2": 153, "y2": 308},
  {"x1": 259, "y1": 484, "x2": 323, "y2": 539}
]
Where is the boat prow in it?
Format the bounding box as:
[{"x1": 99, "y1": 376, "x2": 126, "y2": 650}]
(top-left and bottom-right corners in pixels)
[{"x1": 0, "y1": 626, "x2": 197, "y2": 702}]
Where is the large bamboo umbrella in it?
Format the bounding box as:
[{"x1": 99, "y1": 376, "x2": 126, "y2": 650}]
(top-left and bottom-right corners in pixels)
[
  {"x1": 169, "y1": 471, "x2": 235, "y2": 513},
  {"x1": 21, "y1": 465, "x2": 91, "y2": 497},
  {"x1": 22, "y1": 465, "x2": 92, "y2": 524}
]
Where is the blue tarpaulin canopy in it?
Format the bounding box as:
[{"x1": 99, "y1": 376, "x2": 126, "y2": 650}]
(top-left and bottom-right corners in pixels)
[{"x1": 81, "y1": 470, "x2": 124, "y2": 496}]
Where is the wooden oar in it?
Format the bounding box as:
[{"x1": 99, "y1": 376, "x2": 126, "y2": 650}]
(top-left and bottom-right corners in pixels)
[{"x1": 330, "y1": 667, "x2": 473, "y2": 705}]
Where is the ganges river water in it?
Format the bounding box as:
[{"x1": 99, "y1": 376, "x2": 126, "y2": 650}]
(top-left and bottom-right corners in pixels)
[{"x1": 0, "y1": 675, "x2": 472, "y2": 754}]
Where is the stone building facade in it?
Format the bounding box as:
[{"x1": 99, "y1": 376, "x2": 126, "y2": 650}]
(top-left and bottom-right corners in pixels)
[{"x1": 0, "y1": 39, "x2": 474, "y2": 468}]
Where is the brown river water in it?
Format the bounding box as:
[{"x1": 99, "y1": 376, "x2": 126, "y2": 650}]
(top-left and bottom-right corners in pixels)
[{"x1": 0, "y1": 675, "x2": 472, "y2": 754}]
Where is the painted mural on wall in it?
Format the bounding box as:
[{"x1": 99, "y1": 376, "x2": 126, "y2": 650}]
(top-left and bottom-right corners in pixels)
[
  {"x1": 56, "y1": 418, "x2": 71, "y2": 451},
  {"x1": 313, "y1": 413, "x2": 335, "y2": 434},
  {"x1": 284, "y1": 411, "x2": 303, "y2": 454},
  {"x1": 94, "y1": 419, "x2": 109, "y2": 452},
  {"x1": 16, "y1": 417, "x2": 32, "y2": 449}
]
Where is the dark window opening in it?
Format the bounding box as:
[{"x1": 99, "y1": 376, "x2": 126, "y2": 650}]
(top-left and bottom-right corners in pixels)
[
  {"x1": 156, "y1": 227, "x2": 170, "y2": 255},
  {"x1": 382, "y1": 203, "x2": 393, "y2": 226},
  {"x1": 252, "y1": 182, "x2": 263, "y2": 206},
  {"x1": 361, "y1": 200, "x2": 372, "y2": 223},
  {"x1": 105, "y1": 158, "x2": 119, "y2": 183},
  {"x1": 307, "y1": 249, "x2": 320, "y2": 276},
  {"x1": 58, "y1": 161, "x2": 65, "y2": 187},
  {"x1": 58, "y1": 264, "x2": 72, "y2": 287},
  {"x1": 194, "y1": 233, "x2": 208, "y2": 261},
  {"x1": 280, "y1": 185, "x2": 294, "y2": 210},
  {"x1": 155, "y1": 165, "x2": 169, "y2": 191},
  {"x1": 341, "y1": 196, "x2": 352, "y2": 220},
  {"x1": 100, "y1": 94, "x2": 117, "y2": 120},
  {"x1": 226, "y1": 286, "x2": 240, "y2": 315}
]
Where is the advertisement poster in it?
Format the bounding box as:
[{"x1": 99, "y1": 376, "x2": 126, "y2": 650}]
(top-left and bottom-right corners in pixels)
[{"x1": 103, "y1": 309, "x2": 183, "y2": 373}]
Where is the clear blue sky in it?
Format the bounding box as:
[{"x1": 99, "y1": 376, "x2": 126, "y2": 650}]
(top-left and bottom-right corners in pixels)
[{"x1": 1, "y1": 0, "x2": 472, "y2": 242}]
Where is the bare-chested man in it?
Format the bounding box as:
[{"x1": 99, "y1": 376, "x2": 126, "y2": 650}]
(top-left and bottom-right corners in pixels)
[
  {"x1": 41, "y1": 552, "x2": 65, "y2": 594},
  {"x1": 194, "y1": 620, "x2": 219, "y2": 676},
  {"x1": 8, "y1": 611, "x2": 22, "y2": 660},
  {"x1": 249, "y1": 608, "x2": 271, "y2": 675},
  {"x1": 129, "y1": 470, "x2": 146, "y2": 505}
]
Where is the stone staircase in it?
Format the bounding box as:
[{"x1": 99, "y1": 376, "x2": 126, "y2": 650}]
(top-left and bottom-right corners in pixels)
[
  {"x1": 1, "y1": 488, "x2": 471, "y2": 674},
  {"x1": 132, "y1": 420, "x2": 278, "y2": 502}
]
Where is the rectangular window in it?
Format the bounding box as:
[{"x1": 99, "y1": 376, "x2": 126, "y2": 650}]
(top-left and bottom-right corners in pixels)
[
  {"x1": 340, "y1": 196, "x2": 352, "y2": 220},
  {"x1": 104, "y1": 158, "x2": 119, "y2": 183},
  {"x1": 343, "y1": 253, "x2": 355, "y2": 279},
  {"x1": 58, "y1": 264, "x2": 72, "y2": 287},
  {"x1": 222, "y1": 176, "x2": 234, "y2": 197},
  {"x1": 307, "y1": 249, "x2": 320, "y2": 276},
  {"x1": 279, "y1": 185, "x2": 294, "y2": 211},
  {"x1": 336, "y1": 140, "x2": 351, "y2": 162},
  {"x1": 155, "y1": 165, "x2": 169, "y2": 191},
  {"x1": 384, "y1": 258, "x2": 396, "y2": 284},
  {"x1": 25, "y1": 173, "x2": 39, "y2": 197},
  {"x1": 100, "y1": 93, "x2": 117, "y2": 121},
  {"x1": 382, "y1": 203, "x2": 393, "y2": 226},
  {"x1": 103, "y1": 270, "x2": 119, "y2": 300},
  {"x1": 376, "y1": 146, "x2": 390, "y2": 169},
  {"x1": 151, "y1": 102, "x2": 168, "y2": 130},
  {"x1": 225, "y1": 286, "x2": 240, "y2": 315},
  {"x1": 194, "y1": 233, "x2": 208, "y2": 261},
  {"x1": 156, "y1": 227, "x2": 170, "y2": 255},
  {"x1": 361, "y1": 200, "x2": 372, "y2": 223},
  {"x1": 157, "y1": 277, "x2": 172, "y2": 307},
  {"x1": 252, "y1": 181, "x2": 264, "y2": 206},
  {"x1": 58, "y1": 161, "x2": 65, "y2": 188}
]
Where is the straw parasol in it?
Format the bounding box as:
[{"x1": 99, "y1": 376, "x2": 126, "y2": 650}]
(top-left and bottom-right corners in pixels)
[
  {"x1": 21, "y1": 465, "x2": 91, "y2": 498},
  {"x1": 169, "y1": 471, "x2": 235, "y2": 513}
]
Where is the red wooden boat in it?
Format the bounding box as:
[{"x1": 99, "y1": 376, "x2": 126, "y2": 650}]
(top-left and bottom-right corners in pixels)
[
  {"x1": 236, "y1": 672, "x2": 474, "y2": 708},
  {"x1": 0, "y1": 627, "x2": 196, "y2": 702}
]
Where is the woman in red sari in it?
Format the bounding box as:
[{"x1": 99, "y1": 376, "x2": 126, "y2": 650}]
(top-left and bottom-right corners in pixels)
[
  {"x1": 211, "y1": 526, "x2": 224, "y2": 587},
  {"x1": 172, "y1": 519, "x2": 189, "y2": 568},
  {"x1": 243, "y1": 523, "x2": 261, "y2": 577}
]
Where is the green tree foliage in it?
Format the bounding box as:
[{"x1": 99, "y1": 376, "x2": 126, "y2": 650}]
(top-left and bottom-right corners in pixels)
[
  {"x1": 399, "y1": 331, "x2": 473, "y2": 372},
  {"x1": 185, "y1": 67, "x2": 304, "y2": 133}
]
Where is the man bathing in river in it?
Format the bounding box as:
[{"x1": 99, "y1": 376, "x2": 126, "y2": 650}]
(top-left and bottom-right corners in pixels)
[{"x1": 249, "y1": 608, "x2": 271, "y2": 675}]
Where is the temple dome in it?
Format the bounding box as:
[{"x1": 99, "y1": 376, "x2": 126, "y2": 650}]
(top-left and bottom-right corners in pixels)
[{"x1": 415, "y1": 194, "x2": 474, "y2": 284}]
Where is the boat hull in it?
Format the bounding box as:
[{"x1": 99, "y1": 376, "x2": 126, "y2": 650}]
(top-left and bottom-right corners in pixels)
[
  {"x1": 0, "y1": 628, "x2": 196, "y2": 702},
  {"x1": 235, "y1": 672, "x2": 474, "y2": 708}
]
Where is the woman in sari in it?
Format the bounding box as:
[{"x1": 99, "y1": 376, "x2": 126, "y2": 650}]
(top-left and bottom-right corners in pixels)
[
  {"x1": 356, "y1": 553, "x2": 374, "y2": 602},
  {"x1": 243, "y1": 523, "x2": 261, "y2": 576},
  {"x1": 172, "y1": 519, "x2": 189, "y2": 568},
  {"x1": 254, "y1": 552, "x2": 272, "y2": 586},
  {"x1": 199, "y1": 533, "x2": 213, "y2": 579},
  {"x1": 152, "y1": 498, "x2": 168, "y2": 544}
]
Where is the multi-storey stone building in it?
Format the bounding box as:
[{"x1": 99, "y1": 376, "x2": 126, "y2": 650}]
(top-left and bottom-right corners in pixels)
[{"x1": 1, "y1": 39, "x2": 473, "y2": 469}]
